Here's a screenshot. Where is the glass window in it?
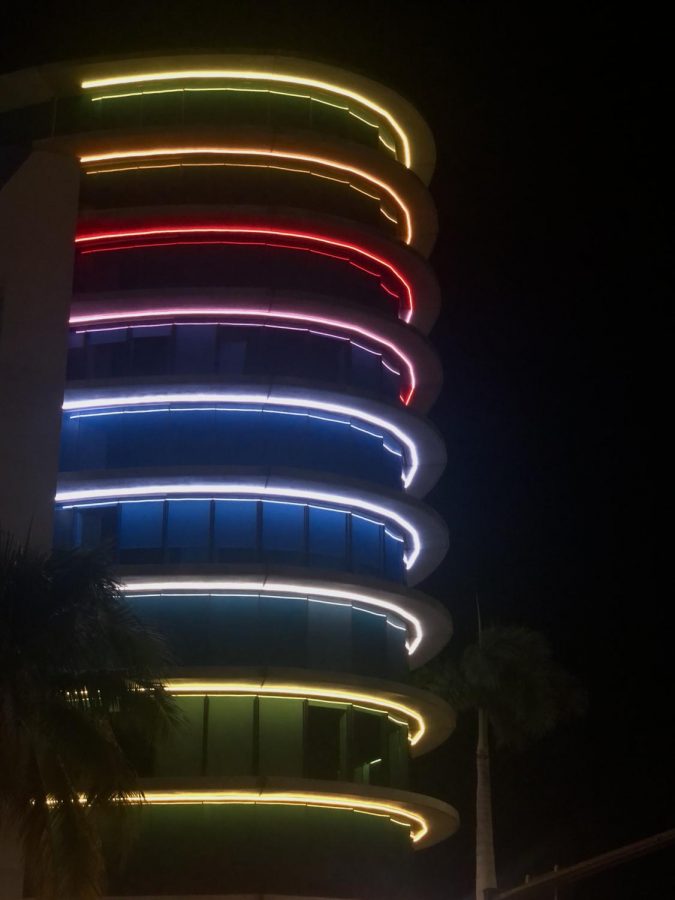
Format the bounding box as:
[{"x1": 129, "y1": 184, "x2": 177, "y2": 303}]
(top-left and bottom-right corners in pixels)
[
  {"x1": 217, "y1": 332, "x2": 247, "y2": 375},
  {"x1": 141, "y1": 90, "x2": 183, "y2": 128},
  {"x1": 381, "y1": 358, "x2": 401, "y2": 400},
  {"x1": 75, "y1": 505, "x2": 117, "y2": 553},
  {"x1": 174, "y1": 324, "x2": 216, "y2": 374},
  {"x1": 207, "y1": 696, "x2": 255, "y2": 776},
  {"x1": 386, "y1": 618, "x2": 409, "y2": 680},
  {"x1": 386, "y1": 719, "x2": 409, "y2": 789},
  {"x1": 155, "y1": 696, "x2": 204, "y2": 776},
  {"x1": 350, "y1": 515, "x2": 383, "y2": 576},
  {"x1": 258, "y1": 698, "x2": 304, "y2": 776},
  {"x1": 88, "y1": 327, "x2": 129, "y2": 378},
  {"x1": 350, "y1": 424, "x2": 385, "y2": 481},
  {"x1": 111, "y1": 409, "x2": 167, "y2": 468},
  {"x1": 262, "y1": 502, "x2": 305, "y2": 563},
  {"x1": 308, "y1": 507, "x2": 347, "y2": 569},
  {"x1": 118, "y1": 501, "x2": 164, "y2": 563},
  {"x1": 352, "y1": 607, "x2": 388, "y2": 678},
  {"x1": 384, "y1": 530, "x2": 405, "y2": 581},
  {"x1": 53, "y1": 508, "x2": 74, "y2": 550},
  {"x1": 166, "y1": 500, "x2": 211, "y2": 563},
  {"x1": 305, "y1": 704, "x2": 347, "y2": 780},
  {"x1": 66, "y1": 331, "x2": 86, "y2": 380},
  {"x1": 213, "y1": 500, "x2": 258, "y2": 562},
  {"x1": 258, "y1": 596, "x2": 307, "y2": 666},
  {"x1": 306, "y1": 598, "x2": 351, "y2": 671},
  {"x1": 74, "y1": 417, "x2": 108, "y2": 469},
  {"x1": 304, "y1": 333, "x2": 344, "y2": 383},
  {"x1": 351, "y1": 343, "x2": 382, "y2": 393},
  {"x1": 169, "y1": 409, "x2": 216, "y2": 466},
  {"x1": 351, "y1": 710, "x2": 385, "y2": 784},
  {"x1": 130, "y1": 325, "x2": 172, "y2": 376},
  {"x1": 215, "y1": 594, "x2": 261, "y2": 665}
]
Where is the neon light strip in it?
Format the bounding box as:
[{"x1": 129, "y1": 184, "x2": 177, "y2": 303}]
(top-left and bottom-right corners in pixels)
[
  {"x1": 55, "y1": 482, "x2": 421, "y2": 569},
  {"x1": 88, "y1": 84, "x2": 396, "y2": 155},
  {"x1": 79, "y1": 147, "x2": 412, "y2": 243},
  {"x1": 46, "y1": 788, "x2": 427, "y2": 841},
  {"x1": 120, "y1": 579, "x2": 423, "y2": 654},
  {"x1": 85, "y1": 157, "x2": 398, "y2": 232},
  {"x1": 164, "y1": 680, "x2": 424, "y2": 746},
  {"x1": 68, "y1": 306, "x2": 416, "y2": 404},
  {"x1": 61, "y1": 392, "x2": 418, "y2": 488},
  {"x1": 79, "y1": 69, "x2": 413, "y2": 168},
  {"x1": 74, "y1": 227, "x2": 414, "y2": 322},
  {"x1": 141, "y1": 790, "x2": 425, "y2": 841}
]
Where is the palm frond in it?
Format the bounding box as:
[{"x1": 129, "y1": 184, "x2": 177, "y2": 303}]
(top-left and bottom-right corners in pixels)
[{"x1": 0, "y1": 529, "x2": 180, "y2": 898}]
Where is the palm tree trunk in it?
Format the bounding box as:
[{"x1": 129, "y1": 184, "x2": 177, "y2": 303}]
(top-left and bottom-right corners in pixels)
[
  {"x1": 475, "y1": 706, "x2": 498, "y2": 899},
  {"x1": 0, "y1": 826, "x2": 24, "y2": 899}
]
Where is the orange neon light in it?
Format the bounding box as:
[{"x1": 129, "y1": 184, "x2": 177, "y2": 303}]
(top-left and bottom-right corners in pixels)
[{"x1": 78, "y1": 147, "x2": 413, "y2": 244}]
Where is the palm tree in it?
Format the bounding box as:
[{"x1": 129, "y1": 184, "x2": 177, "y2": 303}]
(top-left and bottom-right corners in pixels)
[
  {"x1": 0, "y1": 532, "x2": 177, "y2": 900},
  {"x1": 414, "y1": 607, "x2": 586, "y2": 900}
]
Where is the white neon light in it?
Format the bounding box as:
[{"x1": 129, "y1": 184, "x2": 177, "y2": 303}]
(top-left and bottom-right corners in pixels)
[
  {"x1": 56, "y1": 482, "x2": 421, "y2": 570},
  {"x1": 119, "y1": 578, "x2": 424, "y2": 654},
  {"x1": 68, "y1": 306, "x2": 417, "y2": 404},
  {"x1": 62, "y1": 391, "x2": 420, "y2": 488}
]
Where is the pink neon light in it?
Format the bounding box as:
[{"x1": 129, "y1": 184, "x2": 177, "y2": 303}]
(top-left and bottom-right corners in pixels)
[
  {"x1": 74, "y1": 227, "x2": 414, "y2": 322},
  {"x1": 69, "y1": 306, "x2": 417, "y2": 404}
]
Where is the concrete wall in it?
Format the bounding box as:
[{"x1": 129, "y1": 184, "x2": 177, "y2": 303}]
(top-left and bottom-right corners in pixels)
[{"x1": 0, "y1": 149, "x2": 79, "y2": 550}]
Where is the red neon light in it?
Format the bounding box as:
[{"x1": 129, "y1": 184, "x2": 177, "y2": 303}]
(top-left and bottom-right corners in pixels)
[{"x1": 74, "y1": 227, "x2": 414, "y2": 321}]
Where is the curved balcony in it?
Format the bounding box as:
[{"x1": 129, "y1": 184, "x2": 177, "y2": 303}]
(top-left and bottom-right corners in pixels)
[
  {"x1": 137, "y1": 775, "x2": 459, "y2": 849},
  {"x1": 73, "y1": 207, "x2": 442, "y2": 332},
  {"x1": 1, "y1": 53, "x2": 436, "y2": 180},
  {"x1": 118, "y1": 569, "x2": 452, "y2": 669},
  {"x1": 60, "y1": 384, "x2": 446, "y2": 496},
  {"x1": 62, "y1": 130, "x2": 437, "y2": 254},
  {"x1": 54, "y1": 470, "x2": 449, "y2": 585},
  {"x1": 160, "y1": 666, "x2": 456, "y2": 759},
  {"x1": 69, "y1": 287, "x2": 444, "y2": 411}
]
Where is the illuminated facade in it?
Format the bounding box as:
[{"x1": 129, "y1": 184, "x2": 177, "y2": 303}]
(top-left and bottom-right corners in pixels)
[{"x1": 0, "y1": 54, "x2": 457, "y2": 899}]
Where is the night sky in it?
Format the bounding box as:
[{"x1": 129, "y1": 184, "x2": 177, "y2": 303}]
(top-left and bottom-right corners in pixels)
[{"x1": 2, "y1": 3, "x2": 668, "y2": 897}]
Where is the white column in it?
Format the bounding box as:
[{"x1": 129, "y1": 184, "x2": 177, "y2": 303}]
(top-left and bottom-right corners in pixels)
[{"x1": 0, "y1": 149, "x2": 79, "y2": 551}]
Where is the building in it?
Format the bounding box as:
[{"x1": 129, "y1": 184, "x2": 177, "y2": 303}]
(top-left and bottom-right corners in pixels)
[{"x1": 0, "y1": 54, "x2": 458, "y2": 899}]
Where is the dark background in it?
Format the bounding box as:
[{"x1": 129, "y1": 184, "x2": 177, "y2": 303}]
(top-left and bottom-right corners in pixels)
[{"x1": 1, "y1": 3, "x2": 668, "y2": 897}]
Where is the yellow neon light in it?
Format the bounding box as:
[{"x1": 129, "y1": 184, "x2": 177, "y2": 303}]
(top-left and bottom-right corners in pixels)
[
  {"x1": 79, "y1": 146, "x2": 413, "y2": 243},
  {"x1": 90, "y1": 84, "x2": 384, "y2": 137},
  {"x1": 80, "y1": 69, "x2": 412, "y2": 168},
  {"x1": 139, "y1": 789, "x2": 427, "y2": 842},
  {"x1": 165, "y1": 680, "x2": 422, "y2": 745}
]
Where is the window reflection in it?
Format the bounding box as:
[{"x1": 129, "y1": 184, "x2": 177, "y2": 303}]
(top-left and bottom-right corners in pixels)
[
  {"x1": 59, "y1": 405, "x2": 404, "y2": 490},
  {"x1": 67, "y1": 322, "x2": 402, "y2": 401},
  {"x1": 152, "y1": 694, "x2": 409, "y2": 789},
  {"x1": 54, "y1": 498, "x2": 406, "y2": 582}
]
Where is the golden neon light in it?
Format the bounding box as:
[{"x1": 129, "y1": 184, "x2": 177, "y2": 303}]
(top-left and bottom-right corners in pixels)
[
  {"x1": 79, "y1": 146, "x2": 413, "y2": 244},
  {"x1": 80, "y1": 69, "x2": 413, "y2": 168},
  {"x1": 88, "y1": 84, "x2": 395, "y2": 155},
  {"x1": 139, "y1": 789, "x2": 427, "y2": 842},
  {"x1": 165, "y1": 680, "x2": 424, "y2": 746}
]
